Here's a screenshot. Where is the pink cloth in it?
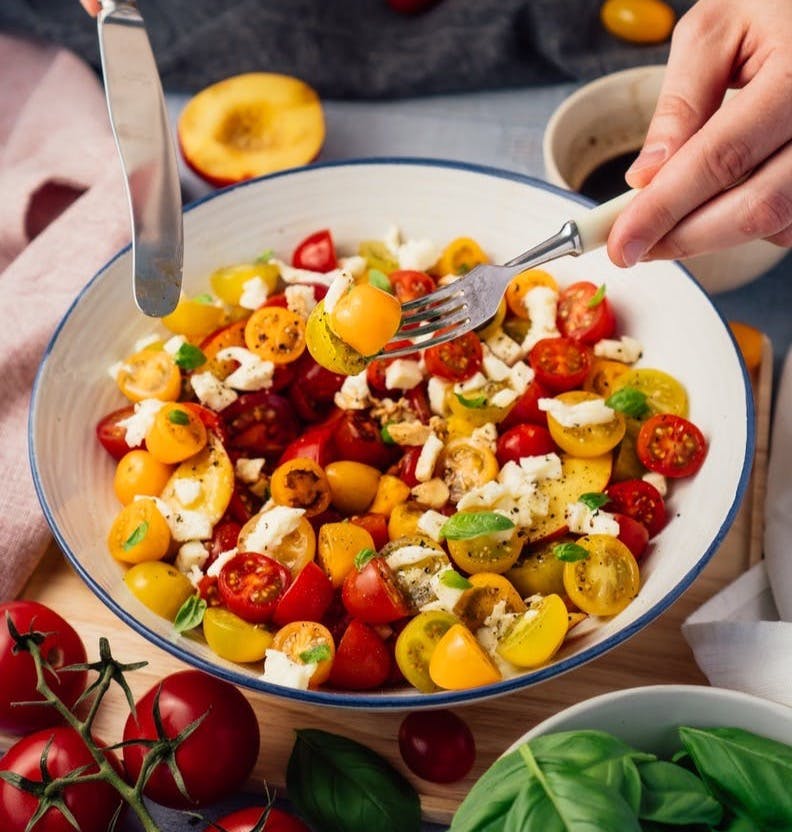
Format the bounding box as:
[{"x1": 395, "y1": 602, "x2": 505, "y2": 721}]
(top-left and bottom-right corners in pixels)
[{"x1": 0, "y1": 34, "x2": 131, "y2": 600}]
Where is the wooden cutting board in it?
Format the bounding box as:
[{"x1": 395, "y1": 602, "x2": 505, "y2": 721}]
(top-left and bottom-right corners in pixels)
[{"x1": 5, "y1": 337, "x2": 772, "y2": 825}]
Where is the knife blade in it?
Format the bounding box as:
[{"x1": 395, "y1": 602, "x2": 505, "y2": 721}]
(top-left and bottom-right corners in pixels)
[{"x1": 97, "y1": 0, "x2": 183, "y2": 317}]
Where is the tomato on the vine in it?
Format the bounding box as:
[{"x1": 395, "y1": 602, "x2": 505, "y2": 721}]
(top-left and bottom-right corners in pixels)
[
  {"x1": 0, "y1": 601, "x2": 87, "y2": 734},
  {"x1": 292, "y1": 228, "x2": 337, "y2": 272},
  {"x1": 398, "y1": 709, "x2": 476, "y2": 783},
  {"x1": 123, "y1": 669, "x2": 260, "y2": 809},
  {"x1": 208, "y1": 806, "x2": 311, "y2": 832}
]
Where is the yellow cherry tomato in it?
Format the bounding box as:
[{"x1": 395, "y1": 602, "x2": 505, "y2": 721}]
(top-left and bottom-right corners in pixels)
[
  {"x1": 438, "y1": 438, "x2": 499, "y2": 502},
  {"x1": 270, "y1": 458, "x2": 332, "y2": 517},
  {"x1": 244, "y1": 306, "x2": 306, "y2": 364},
  {"x1": 447, "y1": 527, "x2": 523, "y2": 575},
  {"x1": 496, "y1": 594, "x2": 569, "y2": 668},
  {"x1": 429, "y1": 624, "x2": 501, "y2": 690},
  {"x1": 238, "y1": 513, "x2": 316, "y2": 578},
  {"x1": 305, "y1": 299, "x2": 369, "y2": 375},
  {"x1": 729, "y1": 321, "x2": 764, "y2": 372},
  {"x1": 611, "y1": 419, "x2": 647, "y2": 482},
  {"x1": 381, "y1": 536, "x2": 449, "y2": 609},
  {"x1": 108, "y1": 498, "x2": 171, "y2": 564},
  {"x1": 505, "y1": 269, "x2": 559, "y2": 319},
  {"x1": 584, "y1": 358, "x2": 631, "y2": 397},
  {"x1": 387, "y1": 501, "x2": 426, "y2": 540},
  {"x1": 145, "y1": 403, "x2": 208, "y2": 465},
  {"x1": 317, "y1": 522, "x2": 375, "y2": 587},
  {"x1": 114, "y1": 449, "x2": 173, "y2": 505},
  {"x1": 203, "y1": 607, "x2": 274, "y2": 663},
  {"x1": 358, "y1": 240, "x2": 399, "y2": 274},
  {"x1": 454, "y1": 572, "x2": 528, "y2": 632},
  {"x1": 394, "y1": 611, "x2": 460, "y2": 693},
  {"x1": 210, "y1": 261, "x2": 280, "y2": 305},
  {"x1": 436, "y1": 237, "x2": 488, "y2": 276},
  {"x1": 271, "y1": 621, "x2": 335, "y2": 687},
  {"x1": 506, "y1": 536, "x2": 573, "y2": 598},
  {"x1": 601, "y1": 0, "x2": 675, "y2": 44},
  {"x1": 161, "y1": 295, "x2": 226, "y2": 338},
  {"x1": 476, "y1": 297, "x2": 507, "y2": 342},
  {"x1": 325, "y1": 460, "x2": 381, "y2": 515},
  {"x1": 447, "y1": 380, "x2": 516, "y2": 427},
  {"x1": 123, "y1": 561, "x2": 194, "y2": 620},
  {"x1": 369, "y1": 474, "x2": 411, "y2": 517},
  {"x1": 200, "y1": 319, "x2": 247, "y2": 380},
  {"x1": 329, "y1": 283, "x2": 402, "y2": 357},
  {"x1": 613, "y1": 368, "x2": 688, "y2": 417},
  {"x1": 116, "y1": 348, "x2": 182, "y2": 403},
  {"x1": 545, "y1": 390, "x2": 626, "y2": 457},
  {"x1": 563, "y1": 534, "x2": 640, "y2": 616}
]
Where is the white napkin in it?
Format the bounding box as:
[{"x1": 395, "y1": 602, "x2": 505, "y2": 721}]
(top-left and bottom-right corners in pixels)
[{"x1": 682, "y1": 347, "x2": 792, "y2": 706}]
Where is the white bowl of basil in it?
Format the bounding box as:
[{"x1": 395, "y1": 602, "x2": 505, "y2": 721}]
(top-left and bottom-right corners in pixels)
[{"x1": 451, "y1": 684, "x2": 792, "y2": 831}]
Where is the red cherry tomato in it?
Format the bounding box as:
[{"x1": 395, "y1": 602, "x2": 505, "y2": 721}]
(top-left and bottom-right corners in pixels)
[
  {"x1": 606, "y1": 479, "x2": 667, "y2": 538},
  {"x1": 0, "y1": 726, "x2": 124, "y2": 832},
  {"x1": 350, "y1": 512, "x2": 390, "y2": 550},
  {"x1": 221, "y1": 392, "x2": 300, "y2": 458},
  {"x1": 556, "y1": 281, "x2": 616, "y2": 344},
  {"x1": 218, "y1": 552, "x2": 292, "y2": 624},
  {"x1": 289, "y1": 353, "x2": 345, "y2": 422},
  {"x1": 198, "y1": 574, "x2": 221, "y2": 606},
  {"x1": 183, "y1": 401, "x2": 230, "y2": 444},
  {"x1": 388, "y1": 446, "x2": 422, "y2": 488},
  {"x1": 495, "y1": 423, "x2": 557, "y2": 467},
  {"x1": 0, "y1": 601, "x2": 87, "y2": 734},
  {"x1": 386, "y1": 0, "x2": 440, "y2": 13},
  {"x1": 389, "y1": 270, "x2": 436, "y2": 303},
  {"x1": 528, "y1": 336, "x2": 592, "y2": 392},
  {"x1": 123, "y1": 669, "x2": 260, "y2": 809},
  {"x1": 226, "y1": 485, "x2": 261, "y2": 524},
  {"x1": 291, "y1": 229, "x2": 337, "y2": 272},
  {"x1": 96, "y1": 405, "x2": 136, "y2": 460},
  {"x1": 613, "y1": 511, "x2": 650, "y2": 560},
  {"x1": 366, "y1": 340, "x2": 420, "y2": 394},
  {"x1": 636, "y1": 413, "x2": 708, "y2": 478},
  {"x1": 424, "y1": 331, "x2": 483, "y2": 382},
  {"x1": 500, "y1": 378, "x2": 552, "y2": 429},
  {"x1": 207, "y1": 519, "x2": 242, "y2": 565},
  {"x1": 273, "y1": 561, "x2": 335, "y2": 627},
  {"x1": 398, "y1": 709, "x2": 476, "y2": 783},
  {"x1": 405, "y1": 383, "x2": 432, "y2": 424},
  {"x1": 334, "y1": 411, "x2": 397, "y2": 469},
  {"x1": 342, "y1": 557, "x2": 411, "y2": 624},
  {"x1": 328, "y1": 619, "x2": 391, "y2": 690},
  {"x1": 278, "y1": 424, "x2": 338, "y2": 468},
  {"x1": 209, "y1": 806, "x2": 310, "y2": 832}
]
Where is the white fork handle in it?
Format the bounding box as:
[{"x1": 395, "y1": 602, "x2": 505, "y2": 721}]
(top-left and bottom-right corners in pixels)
[{"x1": 572, "y1": 189, "x2": 640, "y2": 253}]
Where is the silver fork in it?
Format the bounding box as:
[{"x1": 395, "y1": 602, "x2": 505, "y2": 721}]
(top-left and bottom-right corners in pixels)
[{"x1": 382, "y1": 190, "x2": 638, "y2": 358}]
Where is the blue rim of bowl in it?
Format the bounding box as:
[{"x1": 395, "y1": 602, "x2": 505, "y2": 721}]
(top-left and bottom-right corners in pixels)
[{"x1": 28, "y1": 157, "x2": 756, "y2": 710}]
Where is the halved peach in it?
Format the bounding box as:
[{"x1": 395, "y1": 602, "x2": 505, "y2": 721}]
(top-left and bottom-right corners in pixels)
[{"x1": 178, "y1": 73, "x2": 325, "y2": 187}]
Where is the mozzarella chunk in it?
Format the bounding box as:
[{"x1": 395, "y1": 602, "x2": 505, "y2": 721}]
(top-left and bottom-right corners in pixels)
[
  {"x1": 565, "y1": 501, "x2": 620, "y2": 536},
  {"x1": 521, "y1": 286, "x2": 560, "y2": 351},
  {"x1": 385, "y1": 359, "x2": 423, "y2": 391},
  {"x1": 396, "y1": 237, "x2": 443, "y2": 271},
  {"x1": 117, "y1": 398, "x2": 165, "y2": 447},
  {"x1": 482, "y1": 348, "x2": 511, "y2": 382},
  {"x1": 216, "y1": 346, "x2": 275, "y2": 391},
  {"x1": 173, "y1": 478, "x2": 202, "y2": 507},
  {"x1": 518, "y1": 453, "x2": 562, "y2": 481},
  {"x1": 235, "y1": 457, "x2": 266, "y2": 484},
  {"x1": 162, "y1": 335, "x2": 187, "y2": 355},
  {"x1": 470, "y1": 422, "x2": 498, "y2": 452},
  {"x1": 594, "y1": 336, "x2": 643, "y2": 364},
  {"x1": 261, "y1": 649, "x2": 316, "y2": 690},
  {"x1": 206, "y1": 547, "x2": 239, "y2": 578},
  {"x1": 416, "y1": 509, "x2": 448, "y2": 542},
  {"x1": 239, "y1": 276, "x2": 270, "y2": 310},
  {"x1": 490, "y1": 387, "x2": 519, "y2": 408},
  {"x1": 538, "y1": 396, "x2": 615, "y2": 428},
  {"x1": 244, "y1": 505, "x2": 305, "y2": 553},
  {"x1": 338, "y1": 255, "x2": 368, "y2": 278},
  {"x1": 427, "y1": 376, "x2": 452, "y2": 415},
  {"x1": 642, "y1": 471, "x2": 668, "y2": 497},
  {"x1": 285, "y1": 284, "x2": 317, "y2": 319},
  {"x1": 385, "y1": 544, "x2": 444, "y2": 570},
  {"x1": 419, "y1": 568, "x2": 467, "y2": 614},
  {"x1": 323, "y1": 271, "x2": 355, "y2": 314},
  {"x1": 190, "y1": 371, "x2": 238, "y2": 411},
  {"x1": 415, "y1": 432, "x2": 444, "y2": 482},
  {"x1": 270, "y1": 258, "x2": 342, "y2": 288},
  {"x1": 175, "y1": 541, "x2": 209, "y2": 575},
  {"x1": 454, "y1": 372, "x2": 487, "y2": 395},
  {"x1": 145, "y1": 496, "x2": 213, "y2": 542},
  {"x1": 334, "y1": 370, "x2": 371, "y2": 410},
  {"x1": 508, "y1": 361, "x2": 534, "y2": 395},
  {"x1": 485, "y1": 330, "x2": 523, "y2": 365}
]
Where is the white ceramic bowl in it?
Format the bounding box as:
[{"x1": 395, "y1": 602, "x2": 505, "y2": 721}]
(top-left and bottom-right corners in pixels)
[
  {"x1": 30, "y1": 159, "x2": 754, "y2": 709},
  {"x1": 511, "y1": 685, "x2": 792, "y2": 757},
  {"x1": 543, "y1": 65, "x2": 788, "y2": 293}
]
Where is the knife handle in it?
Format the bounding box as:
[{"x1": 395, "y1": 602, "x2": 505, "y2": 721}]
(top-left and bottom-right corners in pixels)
[{"x1": 99, "y1": 0, "x2": 139, "y2": 14}]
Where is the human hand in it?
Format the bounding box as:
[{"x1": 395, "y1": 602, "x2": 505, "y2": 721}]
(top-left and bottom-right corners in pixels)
[
  {"x1": 607, "y1": 0, "x2": 792, "y2": 267},
  {"x1": 79, "y1": 0, "x2": 101, "y2": 15}
]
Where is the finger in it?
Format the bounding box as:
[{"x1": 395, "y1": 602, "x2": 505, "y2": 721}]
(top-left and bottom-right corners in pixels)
[
  {"x1": 608, "y1": 58, "x2": 792, "y2": 267},
  {"x1": 625, "y1": 1, "x2": 745, "y2": 188},
  {"x1": 644, "y1": 140, "x2": 792, "y2": 259},
  {"x1": 80, "y1": 0, "x2": 101, "y2": 15}
]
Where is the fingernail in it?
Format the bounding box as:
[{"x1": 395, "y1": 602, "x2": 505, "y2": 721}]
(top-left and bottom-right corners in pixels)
[
  {"x1": 626, "y1": 144, "x2": 668, "y2": 178},
  {"x1": 622, "y1": 239, "x2": 648, "y2": 267}
]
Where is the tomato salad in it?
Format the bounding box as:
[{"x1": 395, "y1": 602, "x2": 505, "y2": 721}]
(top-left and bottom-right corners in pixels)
[{"x1": 97, "y1": 226, "x2": 708, "y2": 694}]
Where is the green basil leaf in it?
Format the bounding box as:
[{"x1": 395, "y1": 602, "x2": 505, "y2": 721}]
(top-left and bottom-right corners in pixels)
[
  {"x1": 455, "y1": 391, "x2": 488, "y2": 409},
  {"x1": 193, "y1": 293, "x2": 213, "y2": 304},
  {"x1": 354, "y1": 548, "x2": 377, "y2": 570},
  {"x1": 300, "y1": 644, "x2": 331, "y2": 664},
  {"x1": 287, "y1": 728, "x2": 421, "y2": 832},
  {"x1": 578, "y1": 492, "x2": 609, "y2": 511},
  {"x1": 680, "y1": 726, "x2": 792, "y2": 828},
  {"x1": 439, "y1": 570, "x2": 472, "y2": 590},
  {"x1": 173, "y1": 595, "x2": 206, "y2": 634},
  {"x1": 638, "y1": 759, "x2": 722, "y2": 826},
  {"x1": 380, "y1": 424, "x2": 396, "y2": 445},
  {"x1": 587, "y1": 284, "x2": 607, "y2": 308},
  {"x1": 123, "y1": 522, "x2": 149, "y2": 551},
  {"x1": 606, "y1": 386, "x2": 649, "y2": 419},
  {"x1": 173, "y1": 342, "x2": 207, "y2": 371},
  {"x1": 553, "y1": 542, "x2": 589, "y2": 562},
  {"x1": 440, "y1": 511, "x2": 514, "y2": 540},
  {"x1": 368, "y1": 269, "x2": 393, "y2": 293},
  {"x1": 255, "y1": 248, "x2": 275, "y2": 263},
  {"x1": 168, "y1": 408, "x2": 190, "y2": 425}
]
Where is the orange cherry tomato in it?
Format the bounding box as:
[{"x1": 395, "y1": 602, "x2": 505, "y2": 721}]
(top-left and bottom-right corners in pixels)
[
  {"x1": 601, "y1": 0, "x2": 675, "y2": 44},
  {"x1": 145, "y1": 402, "x2": 208, "y2": 464},
  {"x1": 435, "y1": 237, "x2": 488, "y2": 276},
  {"x1": 271, "y1": 621, "x2": 335, "y2": 687},
  {"x1": 429, "y1": 624, "x2": 501, "y2": 690},
  {"x1": 107, "y1": 498, "x2": 172, "y2": 564},
  {"x1": 113, "y1": 450, "x2": 173, "y2": 505},
  {"x1": 201, "y1": 319, "x2": 247, "y2": 380},
  {"x1": 244, "y1": 306, "x2": 306, "y2": 364},
  {"x1": 729, "y1": 321, "x2": 764, "y2": 372},
  {"x1": 329, "y1": 283, "x2": 402, "y2": 357},
  {"x1": 270, "y1": 458, "x2": 332, "y2": 517},
  {"x1": 504, "y1": 269, "x2": 558, "y2": 319},
  {"x1": 116, "y1": 349, "x2": 182, "y2": 403}
]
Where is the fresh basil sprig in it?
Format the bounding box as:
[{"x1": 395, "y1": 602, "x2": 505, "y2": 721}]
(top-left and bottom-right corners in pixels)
[
  {"x1": 123, "y1": 521, "x2": 149, "y2": 551},
  {"x1": 455, "y1": 391, "x2": 488, "y2": 409},
  {"x1": 553, "y1": 542, "x2": 589, "y2": 562},
  {"x1": 587, "y1": 284, "x2": 607, "y2": 308},
  {"x1": 439, "y1": 570, "x2": 473, "y2": 590},
  {"x1": 173, "y1": 342, "x2": 206, "y2": 371},
  {"x1": 287, "y1": 728, "x2": 421, "y2": 832},
  {"x1": 578, "y1": 492, "x2": 609, "y2": 512},
  {"x1": 606, "y1": 386, "x2": 649, "y2": 419},
  {"x1": 173, "y1": 595, "x2": 207, "y2": 634},
  {"x1": 368, "y1": 269, "x2": 393, "y2": 293},
  {"x1": 440, "y1": 511, "x2": 515, "y2": 540}
]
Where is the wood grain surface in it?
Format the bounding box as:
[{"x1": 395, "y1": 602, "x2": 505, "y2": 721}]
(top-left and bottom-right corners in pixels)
[{"x1": 4, "y1": 337, "x2": 772, "y2": 825}]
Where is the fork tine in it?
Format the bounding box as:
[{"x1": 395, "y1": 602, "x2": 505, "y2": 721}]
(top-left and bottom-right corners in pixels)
[
  {"x1": 398, "y1": 298, "x2": 467, "y2": 326},
  {"x1": 399, "y1": 281, "x2": 462, "y2": 313},
  {"x1": 379, "y1": 323, "x2": 467, "y2": 359},
  {"x1": 395, "y1": 308, "x2": 469, "y2": 339}
]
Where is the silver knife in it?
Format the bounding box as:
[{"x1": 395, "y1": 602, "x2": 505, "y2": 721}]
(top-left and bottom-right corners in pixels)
[{"x1": 97, "y1": 0, "x2": 183, "y2": 317}]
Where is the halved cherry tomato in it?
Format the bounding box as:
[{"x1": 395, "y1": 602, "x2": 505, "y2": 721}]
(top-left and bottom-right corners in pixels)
[
  {"x1": 529, "y1": 336, "x2": 592, "y2": 392},
  {"x1": 504, "y1": 268, "x2": 558, "y2": 318},
  {"x1": 328, "y1": 619, "x2": 391, "y2": 690},
  {"x1": 606, "y1": 478, "x2": 667, "y2": 538},
  {"x1": 342, "y1": 556, "x2": 411, "y2": 624},
  {"x1": 389, "y1": 446, "x2": 422, "y2": 488},
  {"x1": 202, "y1": 607, "x2": 273, "y2": 663},
  {"x1": 217, "y1": 552, "x2": 291, "y2": 623},
  {"x1": 292, "y1": 228, "x2": 337, "y2": 272},
  {"x1": 273, "y1": 561, "x2": 335, "y2": 627},
  {"x1": 545, "y1": 390, "x2": 626, "y2": 457},
  {"x1": 271, "y1": 621, "x2": 335, "y2": 687},
  {"x1": 96, "y1": 405, "x2": 137, "y2": 459},
  {"x1": 584, "y1": 358, "x2": 630, "y2": 397},
  {"x1": 447, "y1": 527, "x2": 522, "y2": 575},
  {"x1": 429, "y1": 624, "x2": 501, "y2": 690},
  {"x1": 221, "y1": 391, "x2": 299, "y2": 458},
  {"x1": 335, "y1": 411, "x2": 397, "y2": 469},
  {"x1": 637, "y1": 413, "x2": 708, "y2": 478},
  {"x1": 613, "y1": 511, "x2": 650, "y2": 560},
  {"x1": 394, "y1": 611, "x2": 459, "y2": 693},
  {"x1": 317, "y1": 522, "x2": 375, "y2": 587},
  {"x1": 107, "y1": 498, "x2": 171, "y2": 564},
  {"x1": 288, "y1": 353, "x2": 345, "y2": 422},
  {"x1": 438, "y1": 438, "x2": 499, "y2": 502},
  {"x1": 161, "y1": 296, "x2": 225, "y2": 338},
  {"x1": 389, "y1": 270, "x2": 436, "y2": 303},
  {"x1": 278, "y1": 424, "x2": 338, "y2": 468},
  {"x1": 496, "y1": 423, "x2": 557, "y2": 466},
  {"x1": 499, "y1": 379, "x2": 551, "y2": 429},
  {"x1": 210, "y1": 261, "x2": 280, "y2": 306},
  {"x1": 183, "y1": 401, "x2": 229, "y2": 443},
  {"x1": 557, "y1": 281, "x2": 616, "y2": 344},
  {"x1": 325, "y1": 460, "x2": 381, "y2": 515},
  {"x1": 454, "y1": 572, "x2": 527, "y2": 632},
  {"x1": 200, "y1": 319, "x2": 247, "y2": 380},
  {"x1": 435, "y1": 237, "x2": 488, "y2": 276},
  {"x1": 350, "y1": 512, "x2": 390, "y2": 550},
  {"x1": 496, "y1": 594, "x2": 569, "y2": 667},
  {"x1": 424, "y1": 331, "x2": 483, "y2": 382},
  {"x1": 406, "y1": 383, "x2": 432, "y2": 424},
  {"x1": 245, "y1": 306, "x2": 307, "y2": 364},
  {"x1": 145, "y1": 402, "x2": 208, "y2": 464},
  {"x1": 208, "y1": 519, "x2": 242, "y2": 564},
  {"x1": 117, "y1": 348, "x2": 182, "y2": 402},
  {"x1": 613, "y1": 368, "x2": 688, "y2": 417},
  {"x1": 270, "y1": 458, "x2": 332, "y2": 517}
]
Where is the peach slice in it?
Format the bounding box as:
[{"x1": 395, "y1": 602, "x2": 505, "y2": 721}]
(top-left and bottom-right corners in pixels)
[{"x1": 178, "y1": 73, "x2": 325, "y2": 187}]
